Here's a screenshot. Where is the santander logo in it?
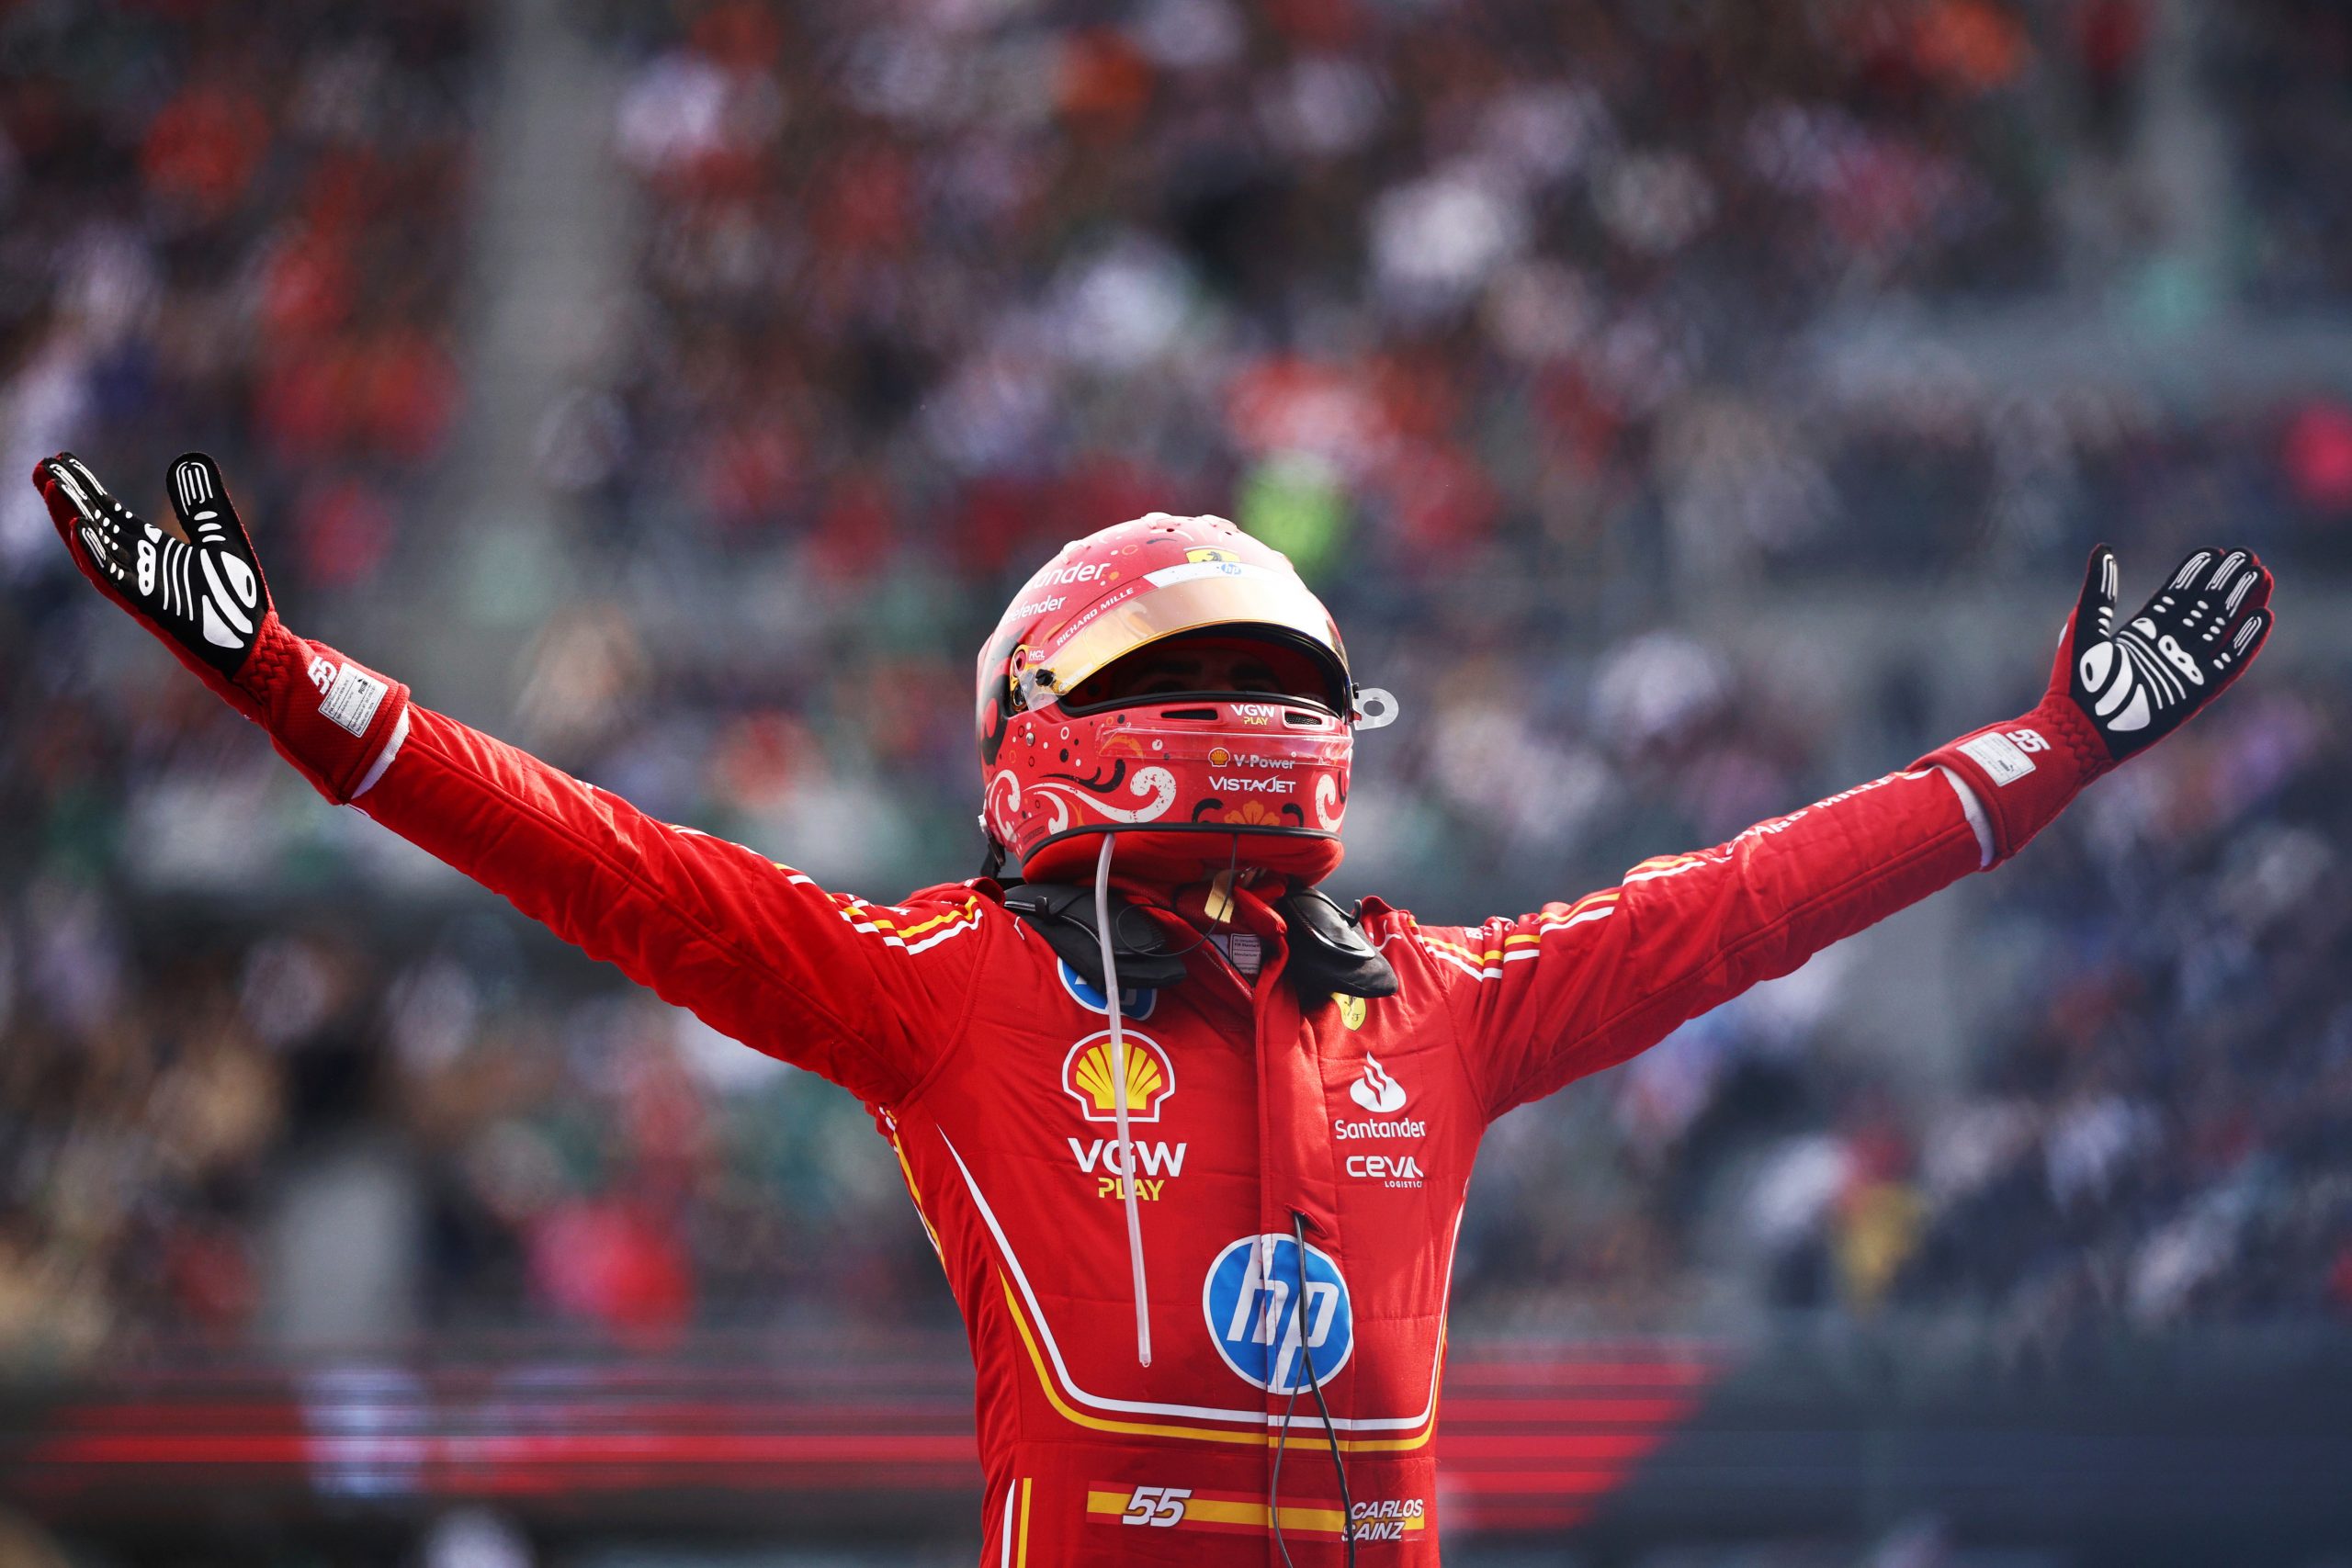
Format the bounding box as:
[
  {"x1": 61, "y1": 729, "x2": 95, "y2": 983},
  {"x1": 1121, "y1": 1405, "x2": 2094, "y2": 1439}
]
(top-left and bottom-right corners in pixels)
[{"x1": 1350, "y1": 1055, "x2": 1407, "y2": 1115}]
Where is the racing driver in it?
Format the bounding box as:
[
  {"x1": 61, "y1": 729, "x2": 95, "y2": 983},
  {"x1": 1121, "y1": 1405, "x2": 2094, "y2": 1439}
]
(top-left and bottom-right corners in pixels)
[{"x1": 33, "y1": 453, "x2": 2274, "y2": 1565}]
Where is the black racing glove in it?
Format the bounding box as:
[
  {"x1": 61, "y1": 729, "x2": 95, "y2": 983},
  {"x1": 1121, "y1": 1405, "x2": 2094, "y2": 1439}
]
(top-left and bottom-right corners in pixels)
[
  {"x1": 35, "y1": 452, "x2": 411, "y2": 803},
  {"x1": 2065, "y1": 545, "x2": 2271, "y2": 760},
  {"x1": 1922, "y1": 544, "x2": 2274, "y2": 863}
]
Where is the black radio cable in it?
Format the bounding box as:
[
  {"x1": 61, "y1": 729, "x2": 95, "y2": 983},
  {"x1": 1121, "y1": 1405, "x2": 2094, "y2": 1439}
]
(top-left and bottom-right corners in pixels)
[
  {"x1": 1285, "y1": 1210, "x2": 1357, "y2": 1565},
  {"x1": 1268, "y1": 1341, "x2": 1304, "y2": 1568}
]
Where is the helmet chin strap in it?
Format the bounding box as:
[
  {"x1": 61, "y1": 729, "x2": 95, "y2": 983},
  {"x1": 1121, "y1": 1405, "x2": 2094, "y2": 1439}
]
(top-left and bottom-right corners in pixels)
[{"x1": 1095, "y1": 832, "x2": 1152, "y2": 1368}]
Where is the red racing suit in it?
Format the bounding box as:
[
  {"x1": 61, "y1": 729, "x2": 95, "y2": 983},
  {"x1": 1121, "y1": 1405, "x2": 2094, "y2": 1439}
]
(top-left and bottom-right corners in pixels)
[{"x1": 334, "y1": 696, "x2": 1996, "y2": 1564}]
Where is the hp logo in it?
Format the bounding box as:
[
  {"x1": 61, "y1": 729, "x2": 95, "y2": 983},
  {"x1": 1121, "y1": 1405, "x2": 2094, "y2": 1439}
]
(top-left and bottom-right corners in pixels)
[{"x1": 1202, "y1": 1234, "x2": 1354, "y2": 1394}]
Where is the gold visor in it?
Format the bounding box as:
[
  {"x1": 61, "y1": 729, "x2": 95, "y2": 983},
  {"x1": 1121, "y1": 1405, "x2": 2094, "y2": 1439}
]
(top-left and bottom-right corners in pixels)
[{"x1": 1020, "y1": 561, "x2": 1347, "y2": 711}]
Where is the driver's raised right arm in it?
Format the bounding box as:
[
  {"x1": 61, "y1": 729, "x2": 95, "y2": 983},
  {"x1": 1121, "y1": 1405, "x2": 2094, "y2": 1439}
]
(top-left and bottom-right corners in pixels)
[
  {"x1": 35, "y1": 452, "x2": 983, "y2": 1106},
  {"x1": 353, "y1": 704, "x2": 986, "y2": 1105}
]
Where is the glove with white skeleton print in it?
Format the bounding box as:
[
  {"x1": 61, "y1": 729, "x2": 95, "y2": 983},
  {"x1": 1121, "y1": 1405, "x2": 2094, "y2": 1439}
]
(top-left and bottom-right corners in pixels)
[
  {"x1": 1922, "y1": 544, "x2": 2275, "y2": 864},
  {"x1": 35, "y1": 452, "x2": 410, "y2": 803}
]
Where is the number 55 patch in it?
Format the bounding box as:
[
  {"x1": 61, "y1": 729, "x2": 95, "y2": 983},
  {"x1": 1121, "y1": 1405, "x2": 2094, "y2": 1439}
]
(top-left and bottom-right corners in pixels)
[
  {"x1": 1089, "y1": 1483, "x2": 1419, "y2": 1540},
  {"x1": 1111, "y1": 1484, "x2": 1191, "y2": 1528}
]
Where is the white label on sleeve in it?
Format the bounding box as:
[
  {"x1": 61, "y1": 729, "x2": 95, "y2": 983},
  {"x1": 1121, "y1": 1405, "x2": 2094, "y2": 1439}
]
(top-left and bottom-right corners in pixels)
[
  {"x1": 320, "y1": 663, "x2": 389, "y2": 738},
  {"x1": 1958, "y1": 729, "x2": 2036, "y2": 786}
]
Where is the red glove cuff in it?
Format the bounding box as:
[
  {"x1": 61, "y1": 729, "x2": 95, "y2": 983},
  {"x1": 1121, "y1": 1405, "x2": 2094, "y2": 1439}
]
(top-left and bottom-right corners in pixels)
[
  {"x1": 236, "y1": 617, "x2": 413, "y2": 805},
  {"x1": 1914, "y1": 694, "x2": 2110, "y2": 865}
]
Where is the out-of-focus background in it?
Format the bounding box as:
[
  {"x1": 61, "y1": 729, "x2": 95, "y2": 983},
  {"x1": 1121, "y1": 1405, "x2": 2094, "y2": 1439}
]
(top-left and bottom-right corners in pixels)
[{"x1": 2, "y1": 1, "x2": 2349, "y2": 1563}]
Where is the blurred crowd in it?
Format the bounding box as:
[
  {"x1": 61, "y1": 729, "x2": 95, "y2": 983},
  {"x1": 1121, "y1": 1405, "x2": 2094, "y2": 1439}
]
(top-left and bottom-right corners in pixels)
[
  {"x1": 576, "y1": 0, "x2": 2352, "y2": 603},
  {"x1": 1465, "y1": 661, "x2": 2352, "y2": 1346},
  {"x1": 3, "y1": 0, "x2": 2350, "y2": 1369},
  {"x1": 0, "y1": 0, "x2": 480, "y2": 1360},
  {"x1": 0, "y1": 0, "x2": 477, "y2": 601}
]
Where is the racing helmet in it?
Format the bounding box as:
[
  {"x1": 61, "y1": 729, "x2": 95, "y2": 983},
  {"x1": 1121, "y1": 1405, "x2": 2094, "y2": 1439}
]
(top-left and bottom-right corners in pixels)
[{"x1": 976, "y1": 513, "x2": 1393, "y2": 886}]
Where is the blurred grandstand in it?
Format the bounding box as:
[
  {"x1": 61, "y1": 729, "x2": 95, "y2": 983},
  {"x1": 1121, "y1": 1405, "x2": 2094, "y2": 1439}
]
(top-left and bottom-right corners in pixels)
[{"x1": 2, "y1": 1, "x2": 2349, "y2": 1563}]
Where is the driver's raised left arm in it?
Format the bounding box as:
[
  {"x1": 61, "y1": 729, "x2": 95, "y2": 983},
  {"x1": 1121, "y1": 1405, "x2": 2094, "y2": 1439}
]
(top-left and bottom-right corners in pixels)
[{"x1": 1431, "y1": 546, "x2": 2274, "y2": 1119}]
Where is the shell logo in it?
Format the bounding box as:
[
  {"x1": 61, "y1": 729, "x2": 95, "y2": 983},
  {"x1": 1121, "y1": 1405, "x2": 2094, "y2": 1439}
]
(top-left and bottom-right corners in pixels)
[
  {"x1": 1208, "y1": 746, "x2": 1231, "y2": 766},
  {"x1": 1063, "y1": 1029, "x2": 1176, "y2": 1123}
]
